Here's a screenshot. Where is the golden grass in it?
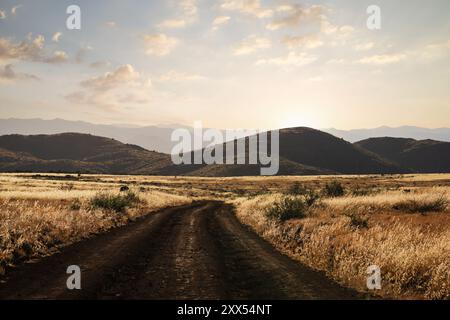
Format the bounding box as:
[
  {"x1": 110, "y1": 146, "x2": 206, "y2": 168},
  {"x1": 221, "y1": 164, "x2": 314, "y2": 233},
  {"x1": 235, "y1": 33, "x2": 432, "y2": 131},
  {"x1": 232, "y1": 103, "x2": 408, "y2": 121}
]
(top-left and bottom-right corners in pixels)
[
  {"x1": 233, "y1": 187, "x2": 450, "y2": 299},
  {"x1": 0, "y1": 175, "x2": 191, "y2": 274},
  {"x1": 1, "y1": 173, "x2": 449, "y2": 299}
]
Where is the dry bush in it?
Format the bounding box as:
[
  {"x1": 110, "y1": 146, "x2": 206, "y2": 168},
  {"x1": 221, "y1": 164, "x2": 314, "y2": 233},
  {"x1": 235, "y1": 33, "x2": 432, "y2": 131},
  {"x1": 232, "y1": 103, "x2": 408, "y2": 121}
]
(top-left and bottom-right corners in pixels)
[{"x1": 233, "y1": 189, "x2": 450, "y2": 300}]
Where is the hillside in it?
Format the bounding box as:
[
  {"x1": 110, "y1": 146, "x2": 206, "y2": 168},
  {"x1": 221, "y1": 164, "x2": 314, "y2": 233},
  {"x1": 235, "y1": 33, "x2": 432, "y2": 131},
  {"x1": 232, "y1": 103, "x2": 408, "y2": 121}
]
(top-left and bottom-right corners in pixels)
[
  {"x1": 0, "y1": 133, "x2": 172, "y2": 174},
  {"x1": 355, "y1": 137, "x2": 450, "y2": 173}
]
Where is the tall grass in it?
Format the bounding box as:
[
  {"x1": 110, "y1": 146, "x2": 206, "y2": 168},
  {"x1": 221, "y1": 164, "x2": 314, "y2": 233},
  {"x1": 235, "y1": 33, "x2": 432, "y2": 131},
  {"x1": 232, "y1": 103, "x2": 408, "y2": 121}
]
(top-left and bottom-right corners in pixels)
[{"x1": 233, "y1": 189, "x2": 450, "y2": 299}]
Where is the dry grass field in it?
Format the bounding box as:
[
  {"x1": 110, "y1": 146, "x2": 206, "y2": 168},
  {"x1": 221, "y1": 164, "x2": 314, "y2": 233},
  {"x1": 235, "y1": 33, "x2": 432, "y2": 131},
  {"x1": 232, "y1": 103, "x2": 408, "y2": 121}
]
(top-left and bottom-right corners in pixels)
[{"x1": 0, "y1": 173, "x2": 449, "y2": 299}]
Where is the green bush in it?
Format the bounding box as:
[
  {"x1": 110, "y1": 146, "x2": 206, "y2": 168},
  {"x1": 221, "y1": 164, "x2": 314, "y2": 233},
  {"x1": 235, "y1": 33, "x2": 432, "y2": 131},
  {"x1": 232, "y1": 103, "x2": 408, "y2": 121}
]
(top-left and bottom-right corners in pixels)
[
  {"x1": 90, "y1": 191, "x2": 140, "y2": 213},
  {"x1": 304, "y1": 189, "x2": 320, "y2": 207},
  {"x1": 265, "y1": 196, "x2": 307, "y2": 222},
  {"x1": 323, "y1": 180, "x2": 345, "y2": 197}
]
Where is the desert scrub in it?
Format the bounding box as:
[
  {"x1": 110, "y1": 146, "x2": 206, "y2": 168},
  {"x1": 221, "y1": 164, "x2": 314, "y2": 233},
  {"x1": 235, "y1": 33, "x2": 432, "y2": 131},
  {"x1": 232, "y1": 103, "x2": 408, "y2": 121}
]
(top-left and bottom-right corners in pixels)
[
  {"x1": 265, "y1": 196, "x2": 307, "y2": 222},
  {"x1": 89, "y1": 191, "x2": 141, "y2": 213},
  {"x1": 392, "y1": 194, "x2": 448, "y2": 213},
  {"x1": 323, "y1": 180, "x2": 345, "y2": 197},
  {"x1": 234, "y1": 192, "x2": 450, "y2": 299}
]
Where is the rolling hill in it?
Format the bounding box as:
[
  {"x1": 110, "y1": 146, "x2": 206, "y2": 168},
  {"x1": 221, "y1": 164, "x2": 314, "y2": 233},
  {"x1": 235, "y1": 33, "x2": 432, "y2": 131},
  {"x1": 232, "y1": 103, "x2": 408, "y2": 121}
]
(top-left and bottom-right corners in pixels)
[
  {"x1": 355, "y1": 137, "x2": 450, "y2": 173},
  {"x1": 2, "y1": 129, "x2": 449, "y2": 176}
]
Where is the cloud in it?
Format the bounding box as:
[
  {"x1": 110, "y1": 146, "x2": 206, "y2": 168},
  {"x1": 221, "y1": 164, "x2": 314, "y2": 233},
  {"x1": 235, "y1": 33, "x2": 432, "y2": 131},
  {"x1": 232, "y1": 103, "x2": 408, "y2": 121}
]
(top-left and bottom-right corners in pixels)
[
  {"x1": 282, "y1": 35, "x2": 323, "y2": 49},
  {"x1": 158, "y1": 0, "x2": 198, "y2": 29},
  {"x1": 105, "y1": 21, "x2": 117, "y2": 28},
  {"x1": 68, "y1": 64, "x2": 152, "y2": 110},
  {"x1": 266, "y1": 4, "x2": 324, "y2": 30},
  {"x1": 143, "y1": 34, "x2": 178, "y2": 56},
  {"x1": 358, "y1": 53, "x2": 408, "y2": 65},
  {"x1": 11, "y1": 5, "x2": 22, "y2": 15},
  {"x1": 52, "y1": 32, "x2": 62, "y2": 43},
  {"x1": 44, "y1": 51, "x2": 69, "y2": 64},
  {"x1": 256, "y1": 51, "x2": 317, "y2": 67},
  {"x1": 0, "y1": 64, "x2": 39, "y2": 82},
  {"x1": 90, "y1": 61, "x2": 111, "y2": 69},
  {"x1": 0, "y1": 10, "x2": 6, "y2": 19},
  {"x1": 212, "y1": 16, "x2": 231, "y2": 31},
  {"x1": 158, "y1": 70, "x2": 206, "y2": 82},
  {"x1": 0, "y1": 35, "x2": 68, "y2": 64},
  {"x1": 75, "y1": 46, "x2": 93, "y2": 63},
  {"x1": 221, "y1": 0, "x2": 273, "y2": 19},
  {"x1": 233, "y1": 35, "x2": 271, "y2": 55},
  {"x1": 354, "y1": 42, "x2": 374, "y2": 51}
]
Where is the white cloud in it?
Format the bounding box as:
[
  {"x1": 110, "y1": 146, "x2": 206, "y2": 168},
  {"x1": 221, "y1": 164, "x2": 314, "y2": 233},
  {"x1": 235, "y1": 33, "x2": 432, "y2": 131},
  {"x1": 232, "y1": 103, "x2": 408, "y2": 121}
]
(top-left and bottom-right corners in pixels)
[
  {"x1": 266, "y1": 4, "x2": 324, "y2": 30},
  {"x1": 233, "y1": 35, "x2": 271, "y2": 55},
  {"x1": 158, "y1": 70, "x2": 206, "y2": 82},
  {"x1": 0, "y1": 35, "x2": 63, "y2": 63},
  {"x1": 68, "y1": 64, "x2": 152, "y2": 110},
  {"x1": 358, "y1": 53, "x2": 408, "y2": 65},
  {"x1": 221, "y1": 0, "x2": 273, "y2": 19},
  {"x1": 212, "y1": 16, "x2": 231, "y2": 31},
  {"x1": 158, "y1": 0, "x2": 198, "y2": 29},
  {"x1": 44, "y1": 51, "x2": 69, "y2": 64},
  {"x1": 282, "y1": 35, "x2": 323, "y2": 49},
  {"x1": 143, "y1": 34, "x2": 178, "y2": 56},
  {"x1": 52, "y1": 32, "x2": 62, "y2": 43},
  {"x1": 354, "y1": 42, "x2": 374, "y2": 51},
  {"x1": 0, "y1": 64, "x2": 39, "y2": 82},
  {"x1": 11, "y1": 5, "x2": 22, "y2": 15},
  {"x1": 0, "y1": 10, "x2": 6, "y2": 19},
  {"x1": 256, "y1": 52, "x2": 317, "y2": 67}
]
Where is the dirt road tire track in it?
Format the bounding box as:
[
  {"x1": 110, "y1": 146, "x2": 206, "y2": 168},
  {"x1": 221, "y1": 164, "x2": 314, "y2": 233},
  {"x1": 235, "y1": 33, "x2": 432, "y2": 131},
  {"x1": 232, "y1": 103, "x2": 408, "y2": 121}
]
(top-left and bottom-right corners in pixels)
[{"x1": 0, "y1": 201, "x2": 359, "y2": 300}]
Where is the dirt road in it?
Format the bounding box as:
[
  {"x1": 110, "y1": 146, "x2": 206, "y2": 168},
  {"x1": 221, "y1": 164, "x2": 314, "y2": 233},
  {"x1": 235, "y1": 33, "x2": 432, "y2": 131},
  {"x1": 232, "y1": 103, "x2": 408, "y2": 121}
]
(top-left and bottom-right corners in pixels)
[{"x1": 0, "y1": 201, "x2": 359, "y2": 299}]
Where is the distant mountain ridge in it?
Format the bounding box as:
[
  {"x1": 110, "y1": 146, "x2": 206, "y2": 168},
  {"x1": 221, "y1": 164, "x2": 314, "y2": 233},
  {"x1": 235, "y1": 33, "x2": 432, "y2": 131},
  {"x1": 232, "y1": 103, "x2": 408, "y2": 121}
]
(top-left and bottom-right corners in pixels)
[
  {"x1": 324, "y1": 126, "x2": 450, "y2": 143},
  {"x1": 1, "y1": 118, "x2": 449, "y2": 154},
  {"x1": 0, "y1": 128, "x2": 448, "y2": 176},
  {"x1": 355, "y1": 137, "x2": 450, "y2": 173}
]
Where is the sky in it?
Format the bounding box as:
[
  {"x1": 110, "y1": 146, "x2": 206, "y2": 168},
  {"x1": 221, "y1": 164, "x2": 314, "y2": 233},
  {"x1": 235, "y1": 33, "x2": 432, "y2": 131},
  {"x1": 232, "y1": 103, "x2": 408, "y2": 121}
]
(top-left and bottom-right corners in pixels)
[{"x1": 0, "y1": 0, "x2": 449, "y2": 130}]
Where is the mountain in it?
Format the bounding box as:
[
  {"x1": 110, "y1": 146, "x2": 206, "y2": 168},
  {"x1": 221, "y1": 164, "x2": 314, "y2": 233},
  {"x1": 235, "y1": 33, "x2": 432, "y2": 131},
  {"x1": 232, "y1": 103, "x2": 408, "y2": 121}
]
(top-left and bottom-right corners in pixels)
[
  {"x1": 355, "y1": 137, "x2": 450, "y2": 173},
  {"x1": 0, "y1": 133, "x2": 172, "y2": 174},
  {"x1": 161, "y1": 127, "x2": 404, "y2": 176},
  {"x1": 0, "y1": 118, "x2": 180, "y2": 154},
  {"x1": 324, "y1": 126, "x2": 450, "y2": 143}
]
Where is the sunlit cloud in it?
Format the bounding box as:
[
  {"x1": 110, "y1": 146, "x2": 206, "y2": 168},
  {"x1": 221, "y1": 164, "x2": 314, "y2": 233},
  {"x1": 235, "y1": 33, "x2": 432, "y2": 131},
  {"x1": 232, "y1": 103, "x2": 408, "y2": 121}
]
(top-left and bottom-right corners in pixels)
[
  {"x1": 266, "y1": 4, "x2": 324, "y2": 30},
  {"x1": 157, "y1": 70, "x2": 206, "y2": 82},
  {"x1": 52, "y1": 32, "x2": 62, "y2": 43},
  {"x1": 354, "y1": 42, "x2": 375, "y2": 51},
  {"x1": 256, "y1": 51, "x2": 317, "y2": 67},
  {"x1": 11, "y1": 5, "x2": 22, "y2": 15},
  {"x1": 158, "y1": 0, "x2": 198, "y2": 29},
  {"x1": 358, "y1": 53, "x2": 408, "y2": 65},
  {"x1": 212, "y1": 16, "x2": 231, "y2": 31},
  {"x1": 67, "y1": 64, "x2": 152, "y2": 110},
  {"x1": 233, "y1": 35, "x2": 271, "y2": 55},
  {"x1": 143, "y1": 33, "x2": 178, "y2": 56},
  {"x1": 282, "y1": 35, "x2": 324, "y2": 49},
  {"x1": 221, "y1": 0, "x2": 273, "y2": 19},
  {"x1": 0, "y1": 35, "x2": 67, "y2": 64},
  {"x1": 105, "y1": 21, "x2": 117, "y2": 28}
]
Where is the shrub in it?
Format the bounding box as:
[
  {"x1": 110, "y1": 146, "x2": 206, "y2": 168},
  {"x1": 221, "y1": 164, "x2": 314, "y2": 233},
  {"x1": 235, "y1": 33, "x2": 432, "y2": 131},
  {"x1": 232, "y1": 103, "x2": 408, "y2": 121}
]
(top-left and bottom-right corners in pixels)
[
  {"x1": 346, "y1": 213, "x2": 369, "y2": 229},
  {"x1": 90, "y1": 191, "x2": 140, "y2": 213},
  {"x1": 265, "y1": 196, "x2": 307, "y2": 222},
  {"x1": 70, "y1": 199, "x2": 81, "y2": 211},
  {"x1": 288, "y1": 183, "x2": 308, "y2": 195},
  {"x1": 323, "y1": 180, "x2": 345, "y2": 197},
  {"x1": 304, "y1": 189, "x2": 320, "y2": 207},
  {"x1": 392, "y1": 195, "x2": 449, "y2": 213}
]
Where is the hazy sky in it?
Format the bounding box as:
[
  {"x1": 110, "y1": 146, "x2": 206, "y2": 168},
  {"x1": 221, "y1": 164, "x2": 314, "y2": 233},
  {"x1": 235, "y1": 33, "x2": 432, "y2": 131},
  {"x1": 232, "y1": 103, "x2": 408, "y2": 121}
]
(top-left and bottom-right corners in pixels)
[{"x1": 0, "y1": 0, "x2": 449, "y2": 130}]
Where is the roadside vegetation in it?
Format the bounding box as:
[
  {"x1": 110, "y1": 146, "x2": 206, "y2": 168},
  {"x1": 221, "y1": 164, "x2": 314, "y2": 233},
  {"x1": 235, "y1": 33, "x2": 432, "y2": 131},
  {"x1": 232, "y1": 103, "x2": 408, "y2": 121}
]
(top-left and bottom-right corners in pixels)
[{"x1": 234, "y1": 184, "x2": 450, "y2": 300}]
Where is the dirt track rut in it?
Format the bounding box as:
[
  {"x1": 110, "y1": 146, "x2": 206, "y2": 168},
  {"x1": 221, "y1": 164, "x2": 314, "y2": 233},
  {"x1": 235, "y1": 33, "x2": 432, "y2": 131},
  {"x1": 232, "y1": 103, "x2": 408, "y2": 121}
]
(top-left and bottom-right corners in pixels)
[{"x1": 0, "y1": 201, "x2": 359, "y2": 299}]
